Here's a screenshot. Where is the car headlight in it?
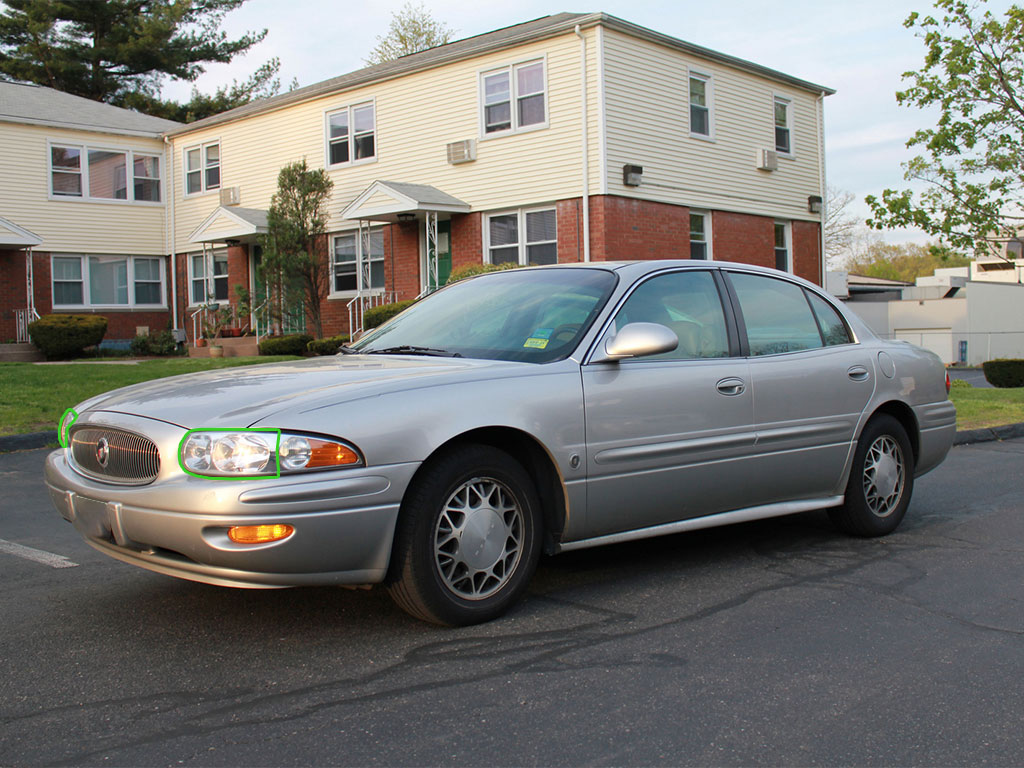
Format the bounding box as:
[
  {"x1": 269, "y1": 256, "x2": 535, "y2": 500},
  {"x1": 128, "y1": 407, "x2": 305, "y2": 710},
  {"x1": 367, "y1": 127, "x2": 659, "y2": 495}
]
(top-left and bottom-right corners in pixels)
[{"x1": 179, "y1": 429, "x2": 362, "y2": 478}]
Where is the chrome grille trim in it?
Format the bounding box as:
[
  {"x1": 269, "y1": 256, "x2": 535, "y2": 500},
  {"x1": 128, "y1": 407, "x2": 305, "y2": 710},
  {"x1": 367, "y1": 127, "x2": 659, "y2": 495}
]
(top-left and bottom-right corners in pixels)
[{"x1": 70, "y1": 427, "x2": 160, "y2": 485}]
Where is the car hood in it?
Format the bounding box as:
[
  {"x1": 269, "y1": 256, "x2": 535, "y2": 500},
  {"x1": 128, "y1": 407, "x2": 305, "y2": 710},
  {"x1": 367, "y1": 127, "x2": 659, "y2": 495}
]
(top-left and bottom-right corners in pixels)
[{"x1": 78, "y1": 355, "x2": 530, "y2": 429}]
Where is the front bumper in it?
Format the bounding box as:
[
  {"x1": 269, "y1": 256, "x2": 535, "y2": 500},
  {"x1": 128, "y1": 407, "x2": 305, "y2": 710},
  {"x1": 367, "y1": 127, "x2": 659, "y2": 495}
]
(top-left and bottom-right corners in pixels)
[{"x1": 45, "y1": 447, "x2": 420, "y2": 588}]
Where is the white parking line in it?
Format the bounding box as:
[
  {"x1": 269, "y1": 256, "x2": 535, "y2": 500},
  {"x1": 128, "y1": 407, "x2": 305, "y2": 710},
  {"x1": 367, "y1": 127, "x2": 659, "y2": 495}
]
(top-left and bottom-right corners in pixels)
[{"x1": 0, "y1": 539, "x2": 79, "y2": 569}]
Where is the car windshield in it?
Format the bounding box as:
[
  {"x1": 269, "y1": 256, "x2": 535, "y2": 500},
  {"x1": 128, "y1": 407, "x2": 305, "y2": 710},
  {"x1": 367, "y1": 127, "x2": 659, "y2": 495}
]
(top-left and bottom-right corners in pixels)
[{"x1": 350, "y1": 267, "x2": 618, "y2": 363}]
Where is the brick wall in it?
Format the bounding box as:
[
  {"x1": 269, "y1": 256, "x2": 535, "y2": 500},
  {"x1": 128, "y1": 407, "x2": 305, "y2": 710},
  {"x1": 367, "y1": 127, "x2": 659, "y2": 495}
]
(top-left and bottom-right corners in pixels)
[
  {"x1": 556, "y1": 199, "x2": 584, "y2": 263},
  {"x1": 589, "y1": 196, "x2": 692, "y2": 262},
  {"x1": 0, "y1": 248, "x2": 27, "y2": 341},
  {"x1": 792, "y1": 219, "x2": 822, "y2": 284},
  {"x1": 711, "y1": 210, "x2": 775, "y2": 269},
  {"x1": 451, "y1": 212, "x2": 482, "y2": 270}
]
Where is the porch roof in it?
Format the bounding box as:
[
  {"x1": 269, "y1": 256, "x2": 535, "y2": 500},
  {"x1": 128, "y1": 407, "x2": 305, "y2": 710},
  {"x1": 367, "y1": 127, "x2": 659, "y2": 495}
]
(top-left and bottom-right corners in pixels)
[
  {"x1": 188, "y1": 206, "x2": 268, "y2": 244},
  {"x1": 0, "y1": 215, "x2": 42, "y2": 247},
  {"x1": 341, "y1": 181, "x2": 471, "y2": 223}
]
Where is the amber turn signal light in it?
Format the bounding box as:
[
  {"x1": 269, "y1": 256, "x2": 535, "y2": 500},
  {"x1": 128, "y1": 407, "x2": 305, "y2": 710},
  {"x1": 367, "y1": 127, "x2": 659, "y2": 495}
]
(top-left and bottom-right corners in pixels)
[{"x1": 227, "y1": 524, "x2": 294, "y2": 544}]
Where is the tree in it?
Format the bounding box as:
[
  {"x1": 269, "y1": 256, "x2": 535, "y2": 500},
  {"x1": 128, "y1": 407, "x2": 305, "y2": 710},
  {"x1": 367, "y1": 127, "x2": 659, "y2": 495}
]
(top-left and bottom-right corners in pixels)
[
  {"x1": 865, "y1": 0, "x2": 1024, "y2": 256},
  {"x1": 365, "y1": 2, "x2": 454, "y2": 65},
  {"x1": 845, "y1": 241, "x2": 972, "y2": 283},
  {"x1": 824, "y1": 185, "x2": 861, "y2": 267},
  {"x1": 261, "y1": 160, "x2": 334, "y2": 339},
  {"x1": 0, "y1": 0, "x2": 278, "y2": 121}
]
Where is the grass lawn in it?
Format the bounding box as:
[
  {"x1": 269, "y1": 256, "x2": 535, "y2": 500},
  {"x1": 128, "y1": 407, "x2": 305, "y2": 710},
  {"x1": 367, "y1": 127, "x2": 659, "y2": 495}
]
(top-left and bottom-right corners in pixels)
[
  {"x1": 949, "y1": 384, "x2": 1024, "y2": 430},
  {"x1": 0, "y1": 356, "x2": 301, "y2": 436}
]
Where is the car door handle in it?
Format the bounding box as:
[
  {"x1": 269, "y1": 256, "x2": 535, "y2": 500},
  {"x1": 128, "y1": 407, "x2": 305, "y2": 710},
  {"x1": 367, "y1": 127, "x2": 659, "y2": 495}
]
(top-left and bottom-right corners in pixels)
[
  {"x1": 716, "y1": 377, "x2": 746, "y2": 396},
  {"x1": 847, "y1": 365, "x2": 870, "y2": 381}
]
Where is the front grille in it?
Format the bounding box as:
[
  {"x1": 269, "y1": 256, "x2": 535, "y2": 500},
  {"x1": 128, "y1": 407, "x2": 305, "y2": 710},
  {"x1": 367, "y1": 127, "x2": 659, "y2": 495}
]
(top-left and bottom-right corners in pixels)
[{"x1": 70, "y1": 427, "x2": 161, "y2": 485}]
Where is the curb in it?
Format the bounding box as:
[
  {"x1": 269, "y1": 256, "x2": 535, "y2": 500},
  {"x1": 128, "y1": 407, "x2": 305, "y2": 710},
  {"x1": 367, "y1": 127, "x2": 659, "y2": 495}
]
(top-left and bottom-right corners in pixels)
[{"x1": 3, "y1": 424, "x2": 1024, "y2": 454}]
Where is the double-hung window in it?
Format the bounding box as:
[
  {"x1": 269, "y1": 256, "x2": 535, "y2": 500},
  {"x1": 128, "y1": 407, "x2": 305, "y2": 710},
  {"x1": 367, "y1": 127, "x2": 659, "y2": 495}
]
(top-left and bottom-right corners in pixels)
[
  {"x1": 774, "y1": 96, "x2": 792, "y2": 155},
  {"x1": 184, "y1": 142, "x2": 220, "y2": 195},
  {"x1": 51, "y1": 255, "x2": 165, "y2": 308},
  {"x1": 190, "y1": 250, "x2": 228, "y2": 304},
  {"x1": 326, "y1": 102, "x2": 376, "y2": 166},
  {"x1": 688, "y1": 72, "x2": 712, "y2": 138},
  {"x1": 50, "y1": 144, "x2": 162, "y2": 203},
  {"x1": 774, "y1": 221, "x2": 791, "y2": 272},
  {"x1": 486, "y1": 208, "x2": 557, "y2": 266},
  {"x1": 481, "y1": 59, "x2": 546, "y2": 136},
  {"x1": 332, "y1": 228, "x2": 384, "y2": 294},
  {"x1": 690, "y1": 212, "x2": 711, "y2": 260}
]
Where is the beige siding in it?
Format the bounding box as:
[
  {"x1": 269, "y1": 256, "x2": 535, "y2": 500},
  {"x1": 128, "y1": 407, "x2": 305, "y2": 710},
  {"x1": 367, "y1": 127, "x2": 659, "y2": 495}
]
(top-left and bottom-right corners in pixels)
[
  {"x1": 171, "y1": 30, "x2": 601, "y2": 244},
  {"x1": 0, "y1": 123, "x2": 167, "y2": 254},
  {"x1": 600, "y1": 29, "x2": 825, "y2": 221}
]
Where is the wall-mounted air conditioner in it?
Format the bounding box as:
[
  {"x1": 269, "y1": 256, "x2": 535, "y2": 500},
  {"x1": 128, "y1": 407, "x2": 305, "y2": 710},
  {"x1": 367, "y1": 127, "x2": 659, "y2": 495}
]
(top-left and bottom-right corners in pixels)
[
  {"x1": 219, "y1": 186, "x2": 241, "y2": 206},
  {"x1": 757, "y1": 149, "x2": 778, "y2": 172},
  {"x1": 446, "y1": 139, "x2": 477, "y2": 165}
]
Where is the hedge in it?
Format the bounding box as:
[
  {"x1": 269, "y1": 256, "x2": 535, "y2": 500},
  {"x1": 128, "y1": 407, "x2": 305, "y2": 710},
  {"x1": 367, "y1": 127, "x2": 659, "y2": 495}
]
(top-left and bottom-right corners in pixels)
[
  {"x1": 28, "y1": 314, "x2": 107, "y2": 359},
  {"x1": 129, "y1": 330, "x2": 182, "y2": 357},
  {"x1": 445, "y1": 261, "x2": 520, "y2": 285},
  {"x1": 307, "y1": 334, "x2": 351, "y2": 355},
  {"x1": 982, "y1": 359, "x2": 1024, "y2": 388},
  {"x1": 258, "y1": 333, "x2": 313, "y2": 356},
  {"x1": 363, "y1": 300, "x2": 415, "y2": 330}
]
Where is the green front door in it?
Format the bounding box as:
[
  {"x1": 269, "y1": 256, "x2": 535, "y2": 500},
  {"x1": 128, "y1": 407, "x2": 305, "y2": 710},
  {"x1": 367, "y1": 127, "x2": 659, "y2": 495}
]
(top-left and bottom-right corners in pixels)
[{"x1": 430, "y1": 220, "x2": 452, "y2": 290}]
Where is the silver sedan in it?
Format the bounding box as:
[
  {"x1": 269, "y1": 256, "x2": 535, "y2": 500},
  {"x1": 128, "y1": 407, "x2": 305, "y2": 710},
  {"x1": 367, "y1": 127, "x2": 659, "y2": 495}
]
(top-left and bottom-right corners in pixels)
[{"x1": 45, "y1": 261, "x2": 956, "y2": 625}]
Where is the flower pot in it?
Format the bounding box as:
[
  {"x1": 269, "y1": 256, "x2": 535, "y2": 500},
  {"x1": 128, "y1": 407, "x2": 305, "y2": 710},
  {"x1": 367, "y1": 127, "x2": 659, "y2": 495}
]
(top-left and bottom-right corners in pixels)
[
  {"x1": 196, "y1": 338, "x2": 207, "y2": 347},
  {"x1": 208, "y1": 345, "x2": 224, "y2": 358}
]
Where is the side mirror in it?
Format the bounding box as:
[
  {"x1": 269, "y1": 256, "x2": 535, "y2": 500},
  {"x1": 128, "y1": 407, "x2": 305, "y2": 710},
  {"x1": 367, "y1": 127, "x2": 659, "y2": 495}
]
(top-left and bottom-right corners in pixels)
[{"x1": 591, "y1": 322, "x2": 678, "y2": 363}]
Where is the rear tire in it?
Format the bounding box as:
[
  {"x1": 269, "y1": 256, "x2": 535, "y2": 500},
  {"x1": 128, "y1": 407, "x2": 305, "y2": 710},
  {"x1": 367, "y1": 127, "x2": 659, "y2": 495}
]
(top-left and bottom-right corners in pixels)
[
  {"x1": 386, "y1": 443, "x2": 542, "y2": 626},
  {"x1": 829, "y1": 414, "x2": 914, "y2": 537}
]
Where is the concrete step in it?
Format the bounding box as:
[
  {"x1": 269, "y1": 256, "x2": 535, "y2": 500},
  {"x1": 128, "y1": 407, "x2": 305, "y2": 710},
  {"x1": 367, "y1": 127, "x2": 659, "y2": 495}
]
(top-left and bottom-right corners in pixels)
[
  {"x1": 0, "y1": 342, "x2": 44, "y2": 362},
  {"x1": 188, "y1": 336, "x2": 260, "y2": 358}
]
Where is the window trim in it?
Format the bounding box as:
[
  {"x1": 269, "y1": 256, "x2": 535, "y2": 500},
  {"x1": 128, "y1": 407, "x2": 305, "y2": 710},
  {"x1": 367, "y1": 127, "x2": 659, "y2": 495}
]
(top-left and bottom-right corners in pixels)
[
  {"x1": 324, "y1": 99, "x2": 378, "y2": 169},
  {"x1": 49, "y1": 254, "x2": 167, "y2": 309},
  {"x1": 328, "y1": 227, "x2": 386, "y2": 298},
  {"x1": 478, "y1": 56, "x2": 549, "y2": 139},
  {"x1": 689, "y1": 210, "x2": 713, "y2": 260},
  {"x1": 483, "y1": 206, "x2": 558, "y2": 266},
  {"x1": 687, "y1": 70, "x2": 714, "y2": 141},
  {"x1": 774, "y1": 221, "x2": 792, "y2": 273},
  {"x1": 187, "y1": 249, "x2": 229, "y2": 307},
  {"x1": 182, "y1": 140, "x2": 221, "y2": 197},
  {"x1": 48, "y1": 141, "x2": 164, "y2": 205},
  {"x1": 773, "y1": 94, "x2": 794, "y2": 157}
]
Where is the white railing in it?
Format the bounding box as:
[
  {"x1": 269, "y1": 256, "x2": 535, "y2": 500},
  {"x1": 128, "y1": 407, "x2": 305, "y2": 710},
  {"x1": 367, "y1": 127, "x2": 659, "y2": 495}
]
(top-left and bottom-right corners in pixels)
[
  {"x1": 347, "y1": 291, "x2": 397, "y2": 339},
  {"x1": 15, "y1": 308, "x2": 39, "y2": 343},
  {"x1": 190, "y1": 303, "x2": 217, "y2": 346}
]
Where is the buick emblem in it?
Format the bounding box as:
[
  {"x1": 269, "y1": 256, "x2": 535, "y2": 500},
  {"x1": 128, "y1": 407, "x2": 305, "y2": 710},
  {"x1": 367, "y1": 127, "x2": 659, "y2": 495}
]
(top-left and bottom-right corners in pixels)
[{"x1": 96, "y1": 437, "x2": 110, "y2": 468}]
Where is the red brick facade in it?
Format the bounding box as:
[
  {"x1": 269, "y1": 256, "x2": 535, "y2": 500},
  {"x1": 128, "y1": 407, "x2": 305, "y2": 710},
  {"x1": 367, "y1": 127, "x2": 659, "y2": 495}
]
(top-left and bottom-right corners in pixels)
[{"x1": 589, "y1": 196, "x2": 692, "y2": 262}]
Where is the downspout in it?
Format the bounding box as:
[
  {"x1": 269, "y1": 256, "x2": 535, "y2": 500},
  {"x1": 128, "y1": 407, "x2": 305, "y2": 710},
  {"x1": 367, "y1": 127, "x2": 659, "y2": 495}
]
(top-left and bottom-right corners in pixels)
[
  {"x1": 575, "y1": 24, "x2": 591, "y2": 262},
  {"x1": 816, "y1": 91, "x2": 827, "y2": 288},
  {"x1": 164, "y1": 135, "x2": 179, "y2": 330}
]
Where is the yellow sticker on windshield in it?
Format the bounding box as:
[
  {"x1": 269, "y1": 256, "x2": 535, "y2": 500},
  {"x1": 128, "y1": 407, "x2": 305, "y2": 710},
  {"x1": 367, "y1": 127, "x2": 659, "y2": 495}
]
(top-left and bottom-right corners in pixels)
[{"x1": 524, "y1": 338, "x2": 549, "y2": 349}]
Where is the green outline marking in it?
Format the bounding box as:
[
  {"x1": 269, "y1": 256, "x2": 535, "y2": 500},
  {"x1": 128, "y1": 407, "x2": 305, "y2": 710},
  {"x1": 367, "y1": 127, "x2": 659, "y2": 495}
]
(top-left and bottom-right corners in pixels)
[
  {"x1": 58, "y1": 408, "x2": 78, "y2": 449},
  {"x1": 178, "y1": 428, "x2": 282, "y2": 480}
]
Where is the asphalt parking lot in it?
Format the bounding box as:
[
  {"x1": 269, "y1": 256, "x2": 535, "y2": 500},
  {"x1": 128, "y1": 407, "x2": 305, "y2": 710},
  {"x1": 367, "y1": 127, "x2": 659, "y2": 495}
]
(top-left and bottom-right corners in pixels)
[{"x1": 2, "y1": 439, "x2": 1023, "y2": 767}]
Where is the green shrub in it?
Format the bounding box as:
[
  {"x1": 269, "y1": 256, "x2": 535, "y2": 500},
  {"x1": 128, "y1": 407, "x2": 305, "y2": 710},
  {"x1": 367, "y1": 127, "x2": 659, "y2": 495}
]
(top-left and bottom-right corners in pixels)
[
  {"x1": 949, "y1": 378, "x2": 972, "y2": 389},
  {"x1": 364, "y1": 300, "x2": 415, "y2": 329},
  {"x1": 259, "y1": 333, "x2": 313, "y2": 356},
  {"x1": 445, "y1": 261, "x2": 520, "y2": 285},
  {"x1": 129, "y1": 330, "x2": 182, "y2": 357},
  {"x1": 28, "y1": 314, "x2": 107, "y2": 359},
  {"x1": 982, "y1": 359, "x2": 1024, "y2": 388},
  {"x1": 307, "y1": 334, "x2": 351, "y2": 355}
]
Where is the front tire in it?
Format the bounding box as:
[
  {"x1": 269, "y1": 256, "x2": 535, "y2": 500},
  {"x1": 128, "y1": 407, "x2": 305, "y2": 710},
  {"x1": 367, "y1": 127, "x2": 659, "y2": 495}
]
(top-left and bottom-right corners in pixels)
[
  {"x1": 830, "y1": 414, "x2": 914, "y2": 537},
  {"x1": 386, "y1": 444, "x2": 542, "y2": 626}
]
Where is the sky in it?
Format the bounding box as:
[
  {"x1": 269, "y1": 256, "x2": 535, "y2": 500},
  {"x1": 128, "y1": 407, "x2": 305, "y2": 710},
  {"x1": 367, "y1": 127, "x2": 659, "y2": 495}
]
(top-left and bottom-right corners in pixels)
[{"x1": 156, "y1": 0, "x2": 1007, "y2": 246}]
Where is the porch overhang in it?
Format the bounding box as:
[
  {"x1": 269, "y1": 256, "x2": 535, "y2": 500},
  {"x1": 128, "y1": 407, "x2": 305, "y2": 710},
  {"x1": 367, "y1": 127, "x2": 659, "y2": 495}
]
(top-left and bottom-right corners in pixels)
[
  {"x1": 0, "y1": 216, "x2": 42, "y2": 248},
  {"x1": 188, "y1": 206, "x2": 268, "y2": 245},
  {"x1": 341, "y1": 181, "x2": 470, "y2": 223}
]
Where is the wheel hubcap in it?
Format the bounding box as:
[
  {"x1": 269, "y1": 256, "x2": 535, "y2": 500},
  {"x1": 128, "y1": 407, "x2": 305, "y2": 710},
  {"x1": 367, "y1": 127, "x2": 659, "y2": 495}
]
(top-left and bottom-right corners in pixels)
[
  {"x1": 434, "y1": 477, "x2": 524, "y2": 600},
  {"x1": 863, "y1": 435, "x2": 904, "y2": 518}
]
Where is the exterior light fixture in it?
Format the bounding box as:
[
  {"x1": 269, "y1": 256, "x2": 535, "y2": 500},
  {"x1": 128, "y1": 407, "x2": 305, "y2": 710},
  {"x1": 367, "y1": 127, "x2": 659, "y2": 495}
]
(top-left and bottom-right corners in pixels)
[
  {"x1": 808, "y1": 195, "x2": 823, "y2": 214},
  {"x1": 623, "y1": 164, "x2": 643, "y2": 187},
  {"x1": 397, "y1": 213, "x2": 416, "y2": 223}
]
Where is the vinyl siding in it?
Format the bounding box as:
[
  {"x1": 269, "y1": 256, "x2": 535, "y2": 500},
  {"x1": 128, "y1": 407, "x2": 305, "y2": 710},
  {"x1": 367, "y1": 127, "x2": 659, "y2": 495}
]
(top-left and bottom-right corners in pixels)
[
  {"x1": 0, "y1": 123, "x2": 167, "y2": 254},
  {"x1": 171, "y1": 29, "x2": 603, "y2": 245},
  {"x1": 600, "y1": 29, "x2": 824, "y2": 221}
]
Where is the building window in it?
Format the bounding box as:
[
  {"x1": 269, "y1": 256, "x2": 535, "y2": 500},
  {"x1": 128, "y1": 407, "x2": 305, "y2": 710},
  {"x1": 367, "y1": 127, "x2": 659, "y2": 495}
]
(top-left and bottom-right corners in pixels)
[
  {"x1": 690, "y1": 212, "x2": 710, "y2": 260},
  {"x1": 689, "y1": 73, "x2": 711, "y2": 137},
  {"x1": 184, "y1": 142, "x2": 220, "y2": 195},
  {"x1": 332, "y1": 228, "x2": 384, "y2": 294},
  {"x1": 485, "y1": 208, "x2": 557, "y2": 266},
  {"x1": 326, "y1": 102, "x2": 376, "y2": 166},
  {"x1": 51, "y1": 255, "x2": 165, "y2": 307},
  {"x1": 774, "y1": 221, "x2": 791, "y2": 272},
  {"x1": 774, "y1": 96, "x2": 792, "y2": 155},
  {"x1": 481, "y1": 59, "x2": 546, "y2": 136},
  {"x1": 50, "y1": 144, "x2": 161, "y2": 203},
  {"x1": 189, "y1": 250, "x2": 228, "y2": 304}
]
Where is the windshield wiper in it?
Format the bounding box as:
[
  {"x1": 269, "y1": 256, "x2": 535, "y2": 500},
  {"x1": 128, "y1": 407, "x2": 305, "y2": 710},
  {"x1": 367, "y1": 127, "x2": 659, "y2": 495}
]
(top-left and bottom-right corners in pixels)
[{"x1": 363, "y1": 345, "x2": 462, "y2": 358}]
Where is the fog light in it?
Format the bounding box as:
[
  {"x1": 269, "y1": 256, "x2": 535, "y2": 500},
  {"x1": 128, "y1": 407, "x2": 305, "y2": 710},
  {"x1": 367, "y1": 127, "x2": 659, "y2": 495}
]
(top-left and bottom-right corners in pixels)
[{"x1": 227, "y1": 524, "x2": 294, "y2": 544}]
